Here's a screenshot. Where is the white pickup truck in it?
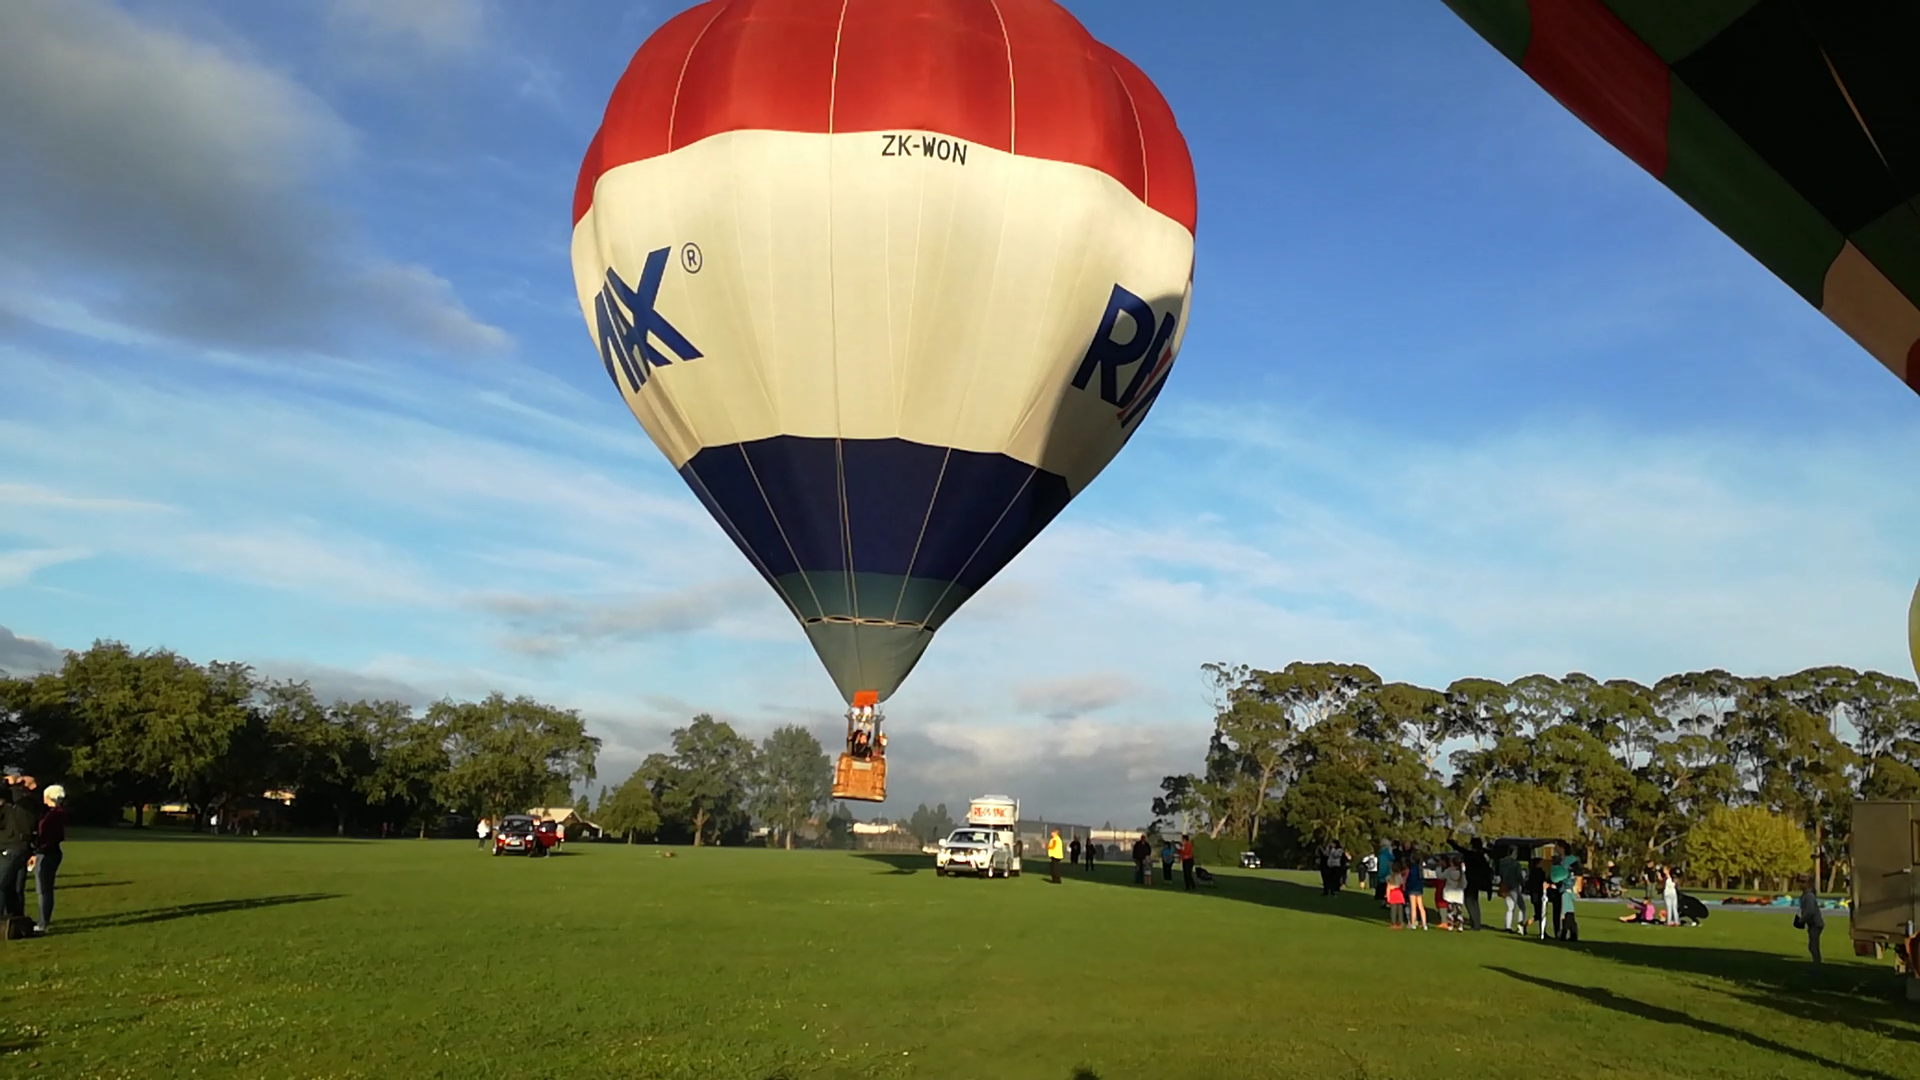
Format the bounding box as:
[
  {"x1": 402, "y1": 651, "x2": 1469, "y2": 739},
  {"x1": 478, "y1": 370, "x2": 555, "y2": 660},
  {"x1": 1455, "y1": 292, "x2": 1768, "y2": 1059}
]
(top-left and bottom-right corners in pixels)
[{"x1": 935, "y1": 795, "x2": 1022, "y2": 878}]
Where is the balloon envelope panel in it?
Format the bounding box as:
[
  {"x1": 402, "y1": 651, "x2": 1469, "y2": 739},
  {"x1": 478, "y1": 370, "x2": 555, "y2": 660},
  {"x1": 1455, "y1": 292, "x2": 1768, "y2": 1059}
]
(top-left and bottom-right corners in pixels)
[
  {"x1": 573, "y1": 0, "x2": 1196, "y2": 702},
  {"x1": 1909, "y1": 579, "x2": 1920, "y2": 683},
  {"x1": 1444, "y1": 0, "x2": 1920, "y2": 390}
]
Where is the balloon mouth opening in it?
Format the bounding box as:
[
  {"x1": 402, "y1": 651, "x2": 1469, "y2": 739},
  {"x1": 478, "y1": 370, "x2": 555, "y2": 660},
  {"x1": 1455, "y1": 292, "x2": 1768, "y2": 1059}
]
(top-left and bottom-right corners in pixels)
[{"x1": 803, "y1": 615, "x2": 929, "y2": 629}]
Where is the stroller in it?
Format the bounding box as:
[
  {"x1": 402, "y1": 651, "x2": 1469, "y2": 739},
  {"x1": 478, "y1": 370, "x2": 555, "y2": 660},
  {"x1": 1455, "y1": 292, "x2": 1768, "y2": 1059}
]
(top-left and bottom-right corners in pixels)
[{"x1": 1194, "y1": 865, "x2": 1220, "y2": 888}]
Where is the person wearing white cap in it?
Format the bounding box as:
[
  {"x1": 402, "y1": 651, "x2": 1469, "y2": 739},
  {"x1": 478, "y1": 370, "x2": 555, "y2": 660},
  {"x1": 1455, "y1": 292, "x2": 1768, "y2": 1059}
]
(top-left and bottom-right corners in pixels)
[{"x1": 30, "y1": 784, "x2": 67, "y2": 934}]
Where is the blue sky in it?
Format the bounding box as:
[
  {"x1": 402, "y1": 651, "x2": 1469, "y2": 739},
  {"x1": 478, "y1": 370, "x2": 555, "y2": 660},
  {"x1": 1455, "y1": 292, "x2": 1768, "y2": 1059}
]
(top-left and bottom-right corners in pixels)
[{"x1": 3, "y1": 0, "x2": 1917, "y2": 825}]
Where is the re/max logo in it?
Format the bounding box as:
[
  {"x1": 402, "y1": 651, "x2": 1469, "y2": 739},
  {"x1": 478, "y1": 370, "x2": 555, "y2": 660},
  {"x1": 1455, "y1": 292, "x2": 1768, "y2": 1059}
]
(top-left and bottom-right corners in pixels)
[
  {"x1": 1071, "y1": 284, "x2": 1181, "y2": 427},
  {"x1": 593, "y1": 246, "x2": 702, "y2": 392}
]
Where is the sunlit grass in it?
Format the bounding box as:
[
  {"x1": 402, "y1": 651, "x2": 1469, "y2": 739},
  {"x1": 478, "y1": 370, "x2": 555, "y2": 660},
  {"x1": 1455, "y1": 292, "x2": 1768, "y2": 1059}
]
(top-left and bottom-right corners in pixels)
[{"x1": 0, "y1": 830, "x2": 1911, "y2": 1080}]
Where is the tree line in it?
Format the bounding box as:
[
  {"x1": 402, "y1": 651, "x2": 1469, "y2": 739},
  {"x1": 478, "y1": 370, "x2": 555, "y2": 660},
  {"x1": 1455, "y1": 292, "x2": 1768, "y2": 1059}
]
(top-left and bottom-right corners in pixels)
[
  {"x1": 0, "y1": 641, "x2": 602, "y2": 834},
  {"x1": 1154, "y1": 661, "x2": 1920, "y2": 891},
  {"x1": 0, "y1": 640, "x2": 864, "y2": 848}
]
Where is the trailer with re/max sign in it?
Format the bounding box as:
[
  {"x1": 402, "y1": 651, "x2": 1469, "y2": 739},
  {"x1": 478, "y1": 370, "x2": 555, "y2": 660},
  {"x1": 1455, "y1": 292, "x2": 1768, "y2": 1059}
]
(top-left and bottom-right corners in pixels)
[{"x1": 1849, "y1": 800, "x2": 1920, "y2": 1001}]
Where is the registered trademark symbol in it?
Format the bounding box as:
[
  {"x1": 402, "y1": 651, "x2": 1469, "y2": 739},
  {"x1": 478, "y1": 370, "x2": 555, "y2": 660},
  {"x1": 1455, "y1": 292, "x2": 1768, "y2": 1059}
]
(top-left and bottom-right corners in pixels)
[{"x1": 681, "y1": 243, "x2": 703, "y2": 274}]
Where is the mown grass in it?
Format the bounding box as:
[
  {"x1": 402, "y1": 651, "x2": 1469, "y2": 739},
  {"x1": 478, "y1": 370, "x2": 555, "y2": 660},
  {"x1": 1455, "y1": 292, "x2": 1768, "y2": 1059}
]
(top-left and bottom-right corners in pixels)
[{"x1": 0, "y1": 831, "x2": 1913, "y2": 1080}]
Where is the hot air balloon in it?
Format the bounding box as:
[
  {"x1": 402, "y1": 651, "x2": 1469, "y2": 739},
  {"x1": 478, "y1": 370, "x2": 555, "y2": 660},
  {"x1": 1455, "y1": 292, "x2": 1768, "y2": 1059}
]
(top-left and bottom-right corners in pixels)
[
  {"x1": 1908, "y1": 579, "x2": 1919, "y2": 681},
  {"x1": 1444, "y1": 0, "x2": 1920, "y2": 389},
  {"x1": 571, "y1": 0, "x2": 1196, "y2": 800}
]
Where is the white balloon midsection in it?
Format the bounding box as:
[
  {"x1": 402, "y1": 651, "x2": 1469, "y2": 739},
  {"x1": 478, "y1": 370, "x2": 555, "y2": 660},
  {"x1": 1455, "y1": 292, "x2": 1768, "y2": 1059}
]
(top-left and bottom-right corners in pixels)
[{"x1": 571, "y1": 128, "x2": 1195, "y2": 495}]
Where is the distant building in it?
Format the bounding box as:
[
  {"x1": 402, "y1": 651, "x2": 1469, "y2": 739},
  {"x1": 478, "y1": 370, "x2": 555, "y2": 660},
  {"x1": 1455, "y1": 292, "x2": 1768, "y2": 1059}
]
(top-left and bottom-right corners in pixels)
[{"x1": 527, "y1": 806, "x2": 602, "y2": 839}]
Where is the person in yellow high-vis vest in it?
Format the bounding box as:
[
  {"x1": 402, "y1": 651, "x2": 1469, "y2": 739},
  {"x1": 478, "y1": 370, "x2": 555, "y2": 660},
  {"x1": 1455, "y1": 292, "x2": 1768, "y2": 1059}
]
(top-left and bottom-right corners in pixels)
[{"x1": 1047, "y1": 830, "x2": 1064, "y2": 883}]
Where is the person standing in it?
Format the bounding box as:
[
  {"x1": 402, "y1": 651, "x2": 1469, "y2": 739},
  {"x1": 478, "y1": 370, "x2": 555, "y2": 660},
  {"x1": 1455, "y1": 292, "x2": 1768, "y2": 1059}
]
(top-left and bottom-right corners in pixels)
[
  {"x1": 1131, "y1": 835, "x2": 1150, "y2": 885},
  {"x1": 477, "y1": 817, "x2": 492, "y2": 850},
  {"x1": 1661, "y1": 866, "x2": 1681, "y2": 927},
  {"x1": 1796, "y1": 875, "x2": 1825, "y2": 964},
  {"x1": 1361, "y1": 848, "x2": 1378, "y2": 897},
  {"x1": 0, "y1": 773, "x2": 39, "y2": 928},
  {"x1": 1547, "y1": 853, "x2": 1570, "y2": 939},
  {"x1": 1526, "y1": 858, "x2": 1549, "y2": 938},
  {"x1": 1495, "y1": 845, "x2": 1523, "y2": 933},
  {"x1": 1404, "y1": 849, "x2": 1429, "y2": 930},
  {"x1": 1085, "y1": 838, "x2": 1097, "y2": 871},
  {"x1": 1160, "y1": 838, "x2": 1176, "y2": 887},
  {"x1": 1374, "y1": 840, "x2": 1395, "y2": 906},
  {"x1": 1441, "y1": 859, "x2": 1466, "y2": 931},
  {"x1": 28, "y1": 784, "x2": 66, "y2": 934},
  {"x1": 1069, "y1": 835, "x2": 1082, "y2": 868},
  {"x1": 1557, "y1": 864, "x2": 1581, "y2": 942},
  {"x1": 1179, "y1": 834, "x2": 1195, "y2": 892},
  {"x1": 1047, "y1": 829, "x2": 1064, "y2": 883},
  {"x1": 1386, "y1": 864, "x2": 1407, "y2": 929},
  {"x1": 1448, "y1": 836, "x2": 1492, "y2": 930}
]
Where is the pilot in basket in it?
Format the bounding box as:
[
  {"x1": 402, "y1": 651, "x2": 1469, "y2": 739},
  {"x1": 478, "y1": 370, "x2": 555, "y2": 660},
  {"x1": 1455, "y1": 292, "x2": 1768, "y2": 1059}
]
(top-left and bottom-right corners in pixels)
[{"x1": 833, "y1": 690, "x2": 887, "y2": 802}]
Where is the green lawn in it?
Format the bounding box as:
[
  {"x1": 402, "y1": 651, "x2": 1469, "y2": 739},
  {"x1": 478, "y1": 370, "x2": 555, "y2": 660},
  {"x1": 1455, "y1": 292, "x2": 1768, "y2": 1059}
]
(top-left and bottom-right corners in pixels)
[{"x1": 1, "y1": 832, "x2": 1914, "y2": 1080}]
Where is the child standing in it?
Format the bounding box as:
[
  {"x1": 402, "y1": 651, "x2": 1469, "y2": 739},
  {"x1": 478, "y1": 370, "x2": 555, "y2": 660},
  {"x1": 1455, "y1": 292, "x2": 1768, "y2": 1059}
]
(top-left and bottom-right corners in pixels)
[
  {"x1": 1558, "y1": 867, "x2": 1581, "y2": 941},
  {"x1": 1386, "y1": 866, "x2": 1407, "y2": 929},
  {"x1": 1405, "y1": 852, "x2": 1429, "y2": 930},
  {"x1": 1442, "y1": 859, "x2": 1467, "y2": 932}
]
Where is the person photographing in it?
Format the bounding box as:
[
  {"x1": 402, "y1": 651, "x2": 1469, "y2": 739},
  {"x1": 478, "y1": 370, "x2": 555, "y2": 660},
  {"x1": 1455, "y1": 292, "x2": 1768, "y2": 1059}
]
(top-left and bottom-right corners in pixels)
[{"x1": 0, "y1": 770, "x2": 42, "y2": 935}]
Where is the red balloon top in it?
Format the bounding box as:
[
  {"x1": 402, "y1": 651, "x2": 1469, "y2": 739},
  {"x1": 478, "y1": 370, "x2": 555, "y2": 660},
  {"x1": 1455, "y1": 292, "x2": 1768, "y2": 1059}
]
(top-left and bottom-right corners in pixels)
[{"x1": 573, "y1": 0, "x2": 1196, "y2": 234}]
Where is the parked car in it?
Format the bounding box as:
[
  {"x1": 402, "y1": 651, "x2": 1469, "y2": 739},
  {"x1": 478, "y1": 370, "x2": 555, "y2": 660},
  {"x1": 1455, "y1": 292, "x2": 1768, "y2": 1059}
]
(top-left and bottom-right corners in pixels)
[
  {"x1": 493, "y1": 814, "x2": 552, "y2": 857},
  {"x1": 1239, "y1": 851, "x2": 1262, "y2": 869}
]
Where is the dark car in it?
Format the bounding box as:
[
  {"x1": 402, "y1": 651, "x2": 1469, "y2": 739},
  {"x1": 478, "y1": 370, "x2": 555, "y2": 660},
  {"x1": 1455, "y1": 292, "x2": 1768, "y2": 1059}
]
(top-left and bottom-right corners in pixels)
[{"x1": 493, "y1": 815, "x2": 549, "y2": 857}]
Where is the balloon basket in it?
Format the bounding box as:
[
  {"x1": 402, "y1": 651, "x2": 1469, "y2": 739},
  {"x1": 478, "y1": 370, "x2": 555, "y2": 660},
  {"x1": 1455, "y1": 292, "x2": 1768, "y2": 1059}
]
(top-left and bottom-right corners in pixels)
[{"x1": 833, "y1": 754, "x2": 886, "y2": 802}]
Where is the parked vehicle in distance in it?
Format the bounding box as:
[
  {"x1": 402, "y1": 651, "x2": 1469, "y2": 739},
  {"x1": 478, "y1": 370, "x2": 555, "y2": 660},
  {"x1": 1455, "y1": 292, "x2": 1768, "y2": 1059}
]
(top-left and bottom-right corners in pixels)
[
  {"x1": 1239, "y1": 852, "x2": 1262, "y2": 869},
  {"x1": 935, "y1": 795, "x2": 1022, "y2": 878},
  {"x1": 493, "y1": 814, "x2": 552, "y2": 857}
]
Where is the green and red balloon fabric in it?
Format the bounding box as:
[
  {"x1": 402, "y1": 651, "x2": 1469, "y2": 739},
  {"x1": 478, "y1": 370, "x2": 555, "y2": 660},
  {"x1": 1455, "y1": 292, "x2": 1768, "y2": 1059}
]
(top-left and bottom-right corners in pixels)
[{"x1": 1446, "y1": 0, "x2": 1920, "y2": 390}]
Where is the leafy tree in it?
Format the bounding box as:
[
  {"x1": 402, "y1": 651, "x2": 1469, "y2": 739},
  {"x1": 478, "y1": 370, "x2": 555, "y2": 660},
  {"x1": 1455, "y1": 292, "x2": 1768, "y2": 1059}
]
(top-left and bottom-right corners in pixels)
[
  {"x1": 754, "y1": 724, "x2": 831, "y2": 849},
  {"x1": 436, "y1": 693, "x2": 601, "y2": 821},
  {"x1": 1685, "y1": 804, "x2": 1810, "y2": 890},
  {"x1": 1477, "y1": 784, "x2": 1576, "y2": 841},
  {"x1": 260, "y1": 681, "x2": 373, "y2": 836},
  {"x1": 1200, "y1": 661, "x2": 1383, "y2": 843},
  {"x1": 56, "y1": 642, "x2": 252, "y2": 828},
  {"x1": 598, "y1": 769, "x2": 662, "y2": 842},
  {"x1": 1151, "y1": 774, "x2": 1207, "y2": 835},
  {"x1": 1729, "y1": 675, "x2": 1857, "y2": 887},
  {"x1": 905, "y1": 802, "x2": 957, "y2": 845},
  {"x1": 1280, "y1": 759, "x2": 1383, "y2": 852},
  {"x1": 1355, "y1": 682, "x2": 1449, "y2": 767},
  {"x1": 347, "y1": 700, "x2": 447, "y2": 837},
  {"x1": 1442, "y1": 677, "x2": 1510, "y2": 748},
  {"x1": 648, "y1": 715, "x2": 758, "y2": 846}
]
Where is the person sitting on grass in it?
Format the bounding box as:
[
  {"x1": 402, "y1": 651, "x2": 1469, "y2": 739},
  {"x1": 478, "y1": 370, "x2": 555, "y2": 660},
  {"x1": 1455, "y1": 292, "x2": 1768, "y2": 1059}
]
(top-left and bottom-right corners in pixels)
[{"x1": 1617, "y1": 898, "x2": 1658, "y2": 924}]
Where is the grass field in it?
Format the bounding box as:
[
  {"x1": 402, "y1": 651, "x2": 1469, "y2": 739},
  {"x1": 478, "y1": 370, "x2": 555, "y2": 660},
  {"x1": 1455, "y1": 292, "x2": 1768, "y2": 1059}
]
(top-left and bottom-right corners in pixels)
[{"x1": 1, "y1": 832, "x2": 1915, "y2": 1080}]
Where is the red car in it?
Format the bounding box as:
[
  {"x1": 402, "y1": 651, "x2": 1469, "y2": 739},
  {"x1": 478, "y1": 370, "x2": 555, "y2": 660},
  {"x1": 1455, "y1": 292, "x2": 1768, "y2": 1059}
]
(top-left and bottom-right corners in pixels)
[{"x1": 492, "y1": 815, "x2": 556, "y2": 857}]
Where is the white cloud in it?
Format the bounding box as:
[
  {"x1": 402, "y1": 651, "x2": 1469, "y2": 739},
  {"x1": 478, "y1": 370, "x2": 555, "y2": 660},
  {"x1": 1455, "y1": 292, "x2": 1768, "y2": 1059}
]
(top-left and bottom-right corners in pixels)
[
  {"x1": 0, "y1": 548, "x2": 92, "y2": 588},
  {"x1": 0, "y1": 0, "x2": 505, "y2": 355},
  {"x1": 6, "y1": 324, "x2": 1920, "y2": 824},
  {"x1": 1012, "y1": 672, "x2": 1143, "y2": 720},
  {"x1": 483, "y1": 580, "x2": 772, "y2": 657},
  {"x1": 252, "y1": 659, "x2": 436, "y2": 708},
  {"x1": 326, "y1": 0, "x2": 485, "y2": 60}
]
